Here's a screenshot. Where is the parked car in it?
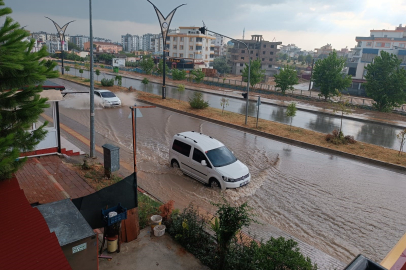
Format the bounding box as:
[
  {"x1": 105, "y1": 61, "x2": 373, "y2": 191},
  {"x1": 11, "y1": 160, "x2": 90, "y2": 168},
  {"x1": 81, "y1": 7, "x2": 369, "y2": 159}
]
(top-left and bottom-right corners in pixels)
[
  {"x1": 169, "y1": 131, "x2": 250, "y2": 189},
  {"x1": 94, "y1": 90, "x2": 121, "y2": 107}
]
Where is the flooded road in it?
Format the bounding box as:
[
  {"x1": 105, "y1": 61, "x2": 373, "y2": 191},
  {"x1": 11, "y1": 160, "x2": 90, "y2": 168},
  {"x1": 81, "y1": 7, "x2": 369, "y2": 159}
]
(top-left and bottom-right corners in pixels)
[
  {"x1": 55, "y1": 78, "x2": 406, "y2": 264},
  {"x1": 64, "y1": 67, "x2": 404, "y2": 150}
]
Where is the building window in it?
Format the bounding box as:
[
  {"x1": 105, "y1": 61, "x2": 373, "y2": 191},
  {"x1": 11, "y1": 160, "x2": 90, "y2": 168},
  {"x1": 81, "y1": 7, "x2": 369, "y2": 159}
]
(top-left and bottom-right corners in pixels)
[
  {"x1": 256, "y1": 53, "x2": 258, "y2": 56},
  {"x1": 240, "y1": 63, "x2": 243, "y2": 66},
  {"x1": 263, "y1": 45, "x2": 266, "y2": 48},
  {"x1": 270, "y1": 51, "x2": 274, "y2": 55},
  {"x1": 180, "y1": 45, "x2": 184, "y2": 50},
  {"x1": 400, "y1": 43, "x2": 406, "y2": 48},
  {"x1": 269, "y1": 58, "x2": 273, "y2": 61},
  {"x1": 196, "y1": 46, "x2": 202, "y2": 50},
  {"x1": 173, "y1": 37, "x2": 177, "y2": 41},
  {"x1": 240, "y1": 70, "x2": 242, "y2": 73},
  {"x1": 241, "y1": 57, "x2": 244, "y2": 60},
  {"x1": 180, "y1": 37, "x2": 184, "y2": 42},
  {"x1": 262, "y1": 58, "x2": 265, "y2": 61},
  {"x1": 271, "y1": 45, "x2": 274, "y2": 48},
  {"x1": 376, "y1": 42, "x2": 383, "y2": 47},
  {"x1": 173, "y1": 53, "x2": 177, "y2": 57},
  {"x1": 366, "y1": 42, "x2": 372, "y2": 47},
  {"x1": 190, "y1": 46, "x2": 193, "y2": 50},
  {"x1": 189, "y1": 54, "x2": 193, "y2": 58},
  {"x1": 268, "y1": 64, "x2": 272, "y2": 68},
  {"x1": 205, "y1": 55, "x2": 208, "y2": 59},
  {"x1": 263, "y1": 51, "x2": 265, "y2": 54},
  {"x1": 173, "y1": 45, "x2": 177, "y2": 49},
  {"x1": 189, "y1": 37, "x2": 193, "y2": 42},
  {"x1": 180, "y1": 53, "x2": 183, "y2": 57},
  {"x1": 385, "y1": 43, "x2": 390, "y2": 48},
  {"x1": 196, "y1": 37, "x2": 203, "y2": 42},
  {"x1": 250, "y1": 50, "x2": 253, "y2": 54},
  {"x1": 241, "y1": 50, "x2": 245, "y2": 53}
]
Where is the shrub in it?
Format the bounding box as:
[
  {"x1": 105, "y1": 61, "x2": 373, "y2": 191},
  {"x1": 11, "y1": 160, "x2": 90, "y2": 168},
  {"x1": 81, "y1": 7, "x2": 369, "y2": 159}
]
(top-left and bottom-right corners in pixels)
[
  {"x1": 159, "y1": 200, "x2": 175, "y2": 224},
  {"x1": 138, "y1": 192, "x2": 161, "y2": 229},
  {"x1": 325, "y1": 129, "x2": 356, "y2": 145},
  {"x1": 101, "y1": 78, "x2": 114, "y2": 87},
  {"x1": 141, "y1": 77, "x2": 149, "y2": 85},
  {"x1": 189, "y1": 92, "x2": 209, "y2": 109},
  {"x1": 172, "y1": 68, "x2": 187, "y2": 80}
]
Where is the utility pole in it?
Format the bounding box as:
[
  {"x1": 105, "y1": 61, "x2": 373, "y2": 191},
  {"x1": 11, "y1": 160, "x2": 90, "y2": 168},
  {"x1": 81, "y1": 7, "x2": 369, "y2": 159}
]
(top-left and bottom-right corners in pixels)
[
  {"x1": 308, "y1": 58, "x2": 315, "y2": 96},
  {"x1": 89, "y1": 0, "x2": 95, "y2": 158}
]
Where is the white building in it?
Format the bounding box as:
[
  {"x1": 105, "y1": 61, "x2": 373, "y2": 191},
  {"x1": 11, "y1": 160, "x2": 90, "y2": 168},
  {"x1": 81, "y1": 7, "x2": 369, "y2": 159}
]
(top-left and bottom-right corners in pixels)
[
  {"x1": 70, "y1": 35, "x2": 89, "y2": 50},
  {"x1": 167, "y1": 26, "x2": 216, "y2": 68},
  {"x1": 347, "y1": 24, "x2": 406, "y2": 79},
  {"x1": 121, "y1": 34, "x2": 139, "y2": 52},
  {"x1": 142, "y1": 33, "x2": 154, "y2": 51},
  {"x1": 45, "y1": 40, "x2": 68, "y2": 54}
]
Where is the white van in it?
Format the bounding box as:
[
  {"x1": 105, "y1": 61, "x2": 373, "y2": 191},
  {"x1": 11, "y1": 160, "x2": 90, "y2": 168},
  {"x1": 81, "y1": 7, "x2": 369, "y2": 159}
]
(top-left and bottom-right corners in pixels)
[{"x1": 169, "y1": 131, "x2": 250, "y2": 189}]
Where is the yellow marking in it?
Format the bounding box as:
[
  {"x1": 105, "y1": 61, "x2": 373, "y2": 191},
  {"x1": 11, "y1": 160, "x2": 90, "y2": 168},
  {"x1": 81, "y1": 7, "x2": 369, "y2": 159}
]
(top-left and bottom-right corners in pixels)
[
  {"x1": 381, "y1": 232, "x2": 406, "y2": 268},
  {"x1": 41, "y1": 113, "x2": 133, "y2": 172}
]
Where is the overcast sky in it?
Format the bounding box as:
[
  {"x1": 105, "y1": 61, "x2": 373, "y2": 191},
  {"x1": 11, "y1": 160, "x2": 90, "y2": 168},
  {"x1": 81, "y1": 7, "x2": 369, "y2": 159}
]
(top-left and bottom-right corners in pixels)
[{"x1": 4, "y1": 0, "x2": 406, "y2": 50}]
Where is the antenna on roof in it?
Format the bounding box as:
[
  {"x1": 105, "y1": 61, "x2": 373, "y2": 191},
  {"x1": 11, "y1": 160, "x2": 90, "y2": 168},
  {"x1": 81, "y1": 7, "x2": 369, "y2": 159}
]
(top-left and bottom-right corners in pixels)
[
  {"x1": 243, "y1": 27, "x2": 245, "y2": 40},
  {"x1": 272, "y1": 37, "x2": 276, "y2": 42}
]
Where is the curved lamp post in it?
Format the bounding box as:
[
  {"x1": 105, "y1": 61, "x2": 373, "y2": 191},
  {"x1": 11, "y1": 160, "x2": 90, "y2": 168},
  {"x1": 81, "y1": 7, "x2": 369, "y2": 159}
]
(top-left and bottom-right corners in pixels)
[
  {"x1": 147, "y1": 0, "x2": 185, "y2": 99},
  {"x1": 199, "y1": 26, "x2": 251, "y2": 125},
  {"x1": 45, "y1": 17, "x2": 74, "y2": 75}
]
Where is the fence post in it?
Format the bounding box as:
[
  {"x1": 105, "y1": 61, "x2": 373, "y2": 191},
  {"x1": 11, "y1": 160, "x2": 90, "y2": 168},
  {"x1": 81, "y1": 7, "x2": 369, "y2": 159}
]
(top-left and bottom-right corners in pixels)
[{"x1": 363, "y1": 99, "x2": 365, "y2": 105}]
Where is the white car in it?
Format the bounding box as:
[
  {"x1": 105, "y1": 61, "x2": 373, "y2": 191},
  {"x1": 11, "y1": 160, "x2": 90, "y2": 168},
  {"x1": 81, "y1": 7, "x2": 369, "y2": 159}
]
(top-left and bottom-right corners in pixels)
[
  {"x1": 94, "y1": 90, "x2": 121, "y2": 107},
  {"x1": 169, "y1": 131, "x2": 250, "y2": 189}
]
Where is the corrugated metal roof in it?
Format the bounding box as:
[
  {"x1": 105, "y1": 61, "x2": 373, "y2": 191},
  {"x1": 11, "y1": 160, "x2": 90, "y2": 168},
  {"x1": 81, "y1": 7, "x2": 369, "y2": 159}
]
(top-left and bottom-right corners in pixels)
[{"x1": 0, "y1": 177, "x2": 72, "y2": 270}]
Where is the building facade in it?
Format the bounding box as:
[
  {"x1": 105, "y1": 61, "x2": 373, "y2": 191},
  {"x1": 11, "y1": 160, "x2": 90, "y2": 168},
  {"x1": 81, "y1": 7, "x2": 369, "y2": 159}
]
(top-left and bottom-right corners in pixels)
[
  {"x1": 167, "y1": 26, "x2": 216, "y2": 68},
  {"x1": 45, "y1": 40, "x2": 68, "y2": 54},
  {"x1": 347, "y1": 24, "x2": 406, "y2": 79},
  {"x1": 70, "y1": 35, "x2": 89, "y2": 50},
  {"x1": 84, "y1": 42, "x2": 122, "y2": 53},
  {"x1": 228, "y1": 35, "x2": 281, "y2": 76},
  {"x1": 121, "y1": 34, "x2": 139, "y2": 52}
]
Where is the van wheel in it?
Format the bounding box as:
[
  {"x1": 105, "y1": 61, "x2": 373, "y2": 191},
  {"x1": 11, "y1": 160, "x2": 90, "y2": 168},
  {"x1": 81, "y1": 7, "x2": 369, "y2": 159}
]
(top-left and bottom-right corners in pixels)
[
  {"x1": 209, "y1": 178, "x2": 221, "y2": 189},
  {"x1": 171, "y1": 160, "x2": 180, "y2": 169}
]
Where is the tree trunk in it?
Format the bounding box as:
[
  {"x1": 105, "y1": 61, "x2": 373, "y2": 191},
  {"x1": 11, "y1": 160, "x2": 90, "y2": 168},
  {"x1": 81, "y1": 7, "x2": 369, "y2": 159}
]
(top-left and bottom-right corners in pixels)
[
  {"x1": 290, "y1": 117, "x2": 292, "y2": 131},
  {"x1": 340, "y1": 112, "x2": 343, "y2": 135}
]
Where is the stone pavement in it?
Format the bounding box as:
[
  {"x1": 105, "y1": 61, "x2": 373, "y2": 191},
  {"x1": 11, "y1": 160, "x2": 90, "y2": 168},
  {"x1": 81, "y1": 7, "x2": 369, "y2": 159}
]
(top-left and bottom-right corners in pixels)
[{"x1": 15, "y1": 154, "x2": 95, "y2": 204}]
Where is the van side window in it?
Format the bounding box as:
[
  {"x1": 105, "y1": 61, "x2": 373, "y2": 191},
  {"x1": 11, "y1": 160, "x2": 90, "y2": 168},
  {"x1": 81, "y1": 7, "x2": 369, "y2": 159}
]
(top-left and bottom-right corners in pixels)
[
  {"x1": 172, "y1": 139, "x2": 191, "y2": 157},
  {"x1": 192, "y1": 148, "x2": 211, "y2": 168}
]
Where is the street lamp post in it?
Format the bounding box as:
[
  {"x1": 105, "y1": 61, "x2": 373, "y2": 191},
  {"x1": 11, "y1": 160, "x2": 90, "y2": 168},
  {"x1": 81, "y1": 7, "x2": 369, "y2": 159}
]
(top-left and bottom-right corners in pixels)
[
  {"x1": 199, "y1": 26, "x2": 251, "y2": 125},
  {"x1": 147, "y1": 0, "x2": 185, "y2": 99},
  {"x1": 45, "y1": 17, "x2": 74, "y2": 75},
  {"x1": 89, "y1": 0, "x2": 95, "y2": 158}
]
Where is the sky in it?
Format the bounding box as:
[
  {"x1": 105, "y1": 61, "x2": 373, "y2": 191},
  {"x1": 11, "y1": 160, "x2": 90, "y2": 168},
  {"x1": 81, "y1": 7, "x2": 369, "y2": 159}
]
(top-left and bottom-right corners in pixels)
[{"x1": 4, "y1": 0, "x2": 406, "y2": 51}]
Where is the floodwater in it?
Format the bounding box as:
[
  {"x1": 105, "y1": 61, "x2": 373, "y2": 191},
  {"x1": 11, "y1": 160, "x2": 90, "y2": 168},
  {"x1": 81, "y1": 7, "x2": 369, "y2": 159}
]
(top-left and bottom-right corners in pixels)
[
  {"x1": 54, "y1": 79, "x2": 406, "y2": 265},
  {"x1": 65, "y1": 67, "x2": 404, "y2": 150}
]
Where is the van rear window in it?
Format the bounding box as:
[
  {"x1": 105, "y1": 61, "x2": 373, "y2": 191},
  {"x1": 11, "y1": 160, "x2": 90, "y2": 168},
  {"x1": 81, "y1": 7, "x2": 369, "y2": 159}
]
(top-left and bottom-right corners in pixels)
[{"x1": 172, "y1": 139, "x2": 191, "y2": 157}]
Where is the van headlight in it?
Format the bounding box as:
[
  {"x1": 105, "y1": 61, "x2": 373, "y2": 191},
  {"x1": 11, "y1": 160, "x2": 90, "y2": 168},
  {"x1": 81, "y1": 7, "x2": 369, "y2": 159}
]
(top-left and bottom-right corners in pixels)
[
  {"x1": 105, "y1": 100, "x2": 111, "y2": 103},
  {"x1": 222, "y1": 176, "x2": 235, "y2": 182}
]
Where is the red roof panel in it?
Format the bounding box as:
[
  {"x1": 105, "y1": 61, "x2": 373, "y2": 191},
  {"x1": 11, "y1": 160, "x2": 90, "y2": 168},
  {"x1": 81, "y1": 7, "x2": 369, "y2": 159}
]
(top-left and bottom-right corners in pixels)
[{"x1": 0, "y1": 177, "x2": 71, "y2": 270}]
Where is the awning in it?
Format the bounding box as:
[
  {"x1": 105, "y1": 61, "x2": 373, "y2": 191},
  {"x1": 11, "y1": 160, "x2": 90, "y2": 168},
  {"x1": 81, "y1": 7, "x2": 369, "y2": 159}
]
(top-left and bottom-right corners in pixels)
[{"x1": 40, "y1": 89, "x2": 63, "y2": 102}]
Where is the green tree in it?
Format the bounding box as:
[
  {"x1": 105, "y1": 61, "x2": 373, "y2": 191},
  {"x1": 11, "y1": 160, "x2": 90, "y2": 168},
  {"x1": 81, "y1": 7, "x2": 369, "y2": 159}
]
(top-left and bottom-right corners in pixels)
[
  {"x1": 100, "y1": 64, "x2": 105, "y2": 69},
  {"x1": 190, "y1": 69, "x2": 205, "y2": 83},
  {"x1": 64, "y1": 65, "x2": 70, "y2": 75},
  {"x1": 397, "y1": 129, "x2": 406, "y2": 156},
  {"x1": 282, "y1": 54, "x2": 288, "y2": 61},
  {"x1": 274, "y1": 65, "x2": 299, "y2": 95},
  {"x1": 95, "y1": 69, "x2": 100, "y2": 81},
  {"x1": 189, "y1": 92, "x2": 209, "y2": 109},
  {"x1": 84, "y1": 61, "x2": 90, "y2": 72},
  {"x1": 176, "y1": 84, "x2": 185, "y2": 102},
  {"x1": 364, "y1": 51, "x2": 406, "y2": 112},
  {"x1": 312, "y1": 51, "x2": 351, "y2": 100},
  {"x1": 115, "y1": 75, "x2": 122, "y2": 86},
  {"x1": 0, "y1": 0, "x2": 58, "y2": 180},
  {"x1": 286, "y1": 102, "x2": 297, "y2": 131},
  {"x1": 141, "y1": 77, "x2": 149, "y2": 85},
  {"x1": 139, "y1": 55, "x2": 154, "y2": 75},
  {"x1": 242, "y1": 59, "x2": 265, "y2": 88},
  {"x1": 333, "y1": 92, "x2": 352, "y2": 135},
  {"x1": 79, "y1": 68, "x2": 83, "y2": 78},
  {"x1": 172, "y1": 69, "x2": 187, "y2": 80},
  {"x1": 213, "y1": 56, "x2": 230, "y2": 75},
  {"x1": 68, "y1": 41, "x2": 80, "y2": 51},
  {"x1": 305, "y1": 54, "x2": 313, "y2": 65},
  {"x1": 74, "y1": 62, "x2": 79, "y2": 77},
  {"x1": 298, "y1": 55, "x2": 305, "y2": 62},
  {"x1": 211, "y1": 200, "x2": 256, "y2": 270},
  {"x1": 220, "y1": 97, "x2": 229, "y2": 115},
  {"x1": 154, "y1": 59, "x2": 164, "y2": 76}
]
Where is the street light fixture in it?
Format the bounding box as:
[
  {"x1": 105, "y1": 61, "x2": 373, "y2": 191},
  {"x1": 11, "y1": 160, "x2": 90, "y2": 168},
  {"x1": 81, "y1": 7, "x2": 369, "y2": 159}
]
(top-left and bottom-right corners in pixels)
[
  {"x1": 147, "y1": 0, "x2": 185, "y2": 99},
  {"x1": 45, "y1": 17, "x2": 74, "y2": 75},
  {"x1": 199, "y1": 25, "x2": 251, "y2": 125}
]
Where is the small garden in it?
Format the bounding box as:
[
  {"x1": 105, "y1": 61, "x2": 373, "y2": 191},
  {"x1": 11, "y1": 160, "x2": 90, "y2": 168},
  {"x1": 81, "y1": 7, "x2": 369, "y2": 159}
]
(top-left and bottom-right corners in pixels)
[{"x1": 142, "y1": 198, "x2": 318, "y2": 270}]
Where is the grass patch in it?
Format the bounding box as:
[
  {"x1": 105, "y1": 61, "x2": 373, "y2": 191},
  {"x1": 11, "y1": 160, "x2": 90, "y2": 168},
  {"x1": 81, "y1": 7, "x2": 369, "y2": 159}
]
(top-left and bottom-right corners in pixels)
[{"x1": 138, "y1": 192, "x2": 162, "y2": 229}]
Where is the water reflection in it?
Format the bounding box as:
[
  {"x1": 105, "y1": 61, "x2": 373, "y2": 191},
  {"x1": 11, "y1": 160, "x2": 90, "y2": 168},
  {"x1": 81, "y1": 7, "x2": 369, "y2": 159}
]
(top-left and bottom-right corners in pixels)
[
  {"x1": 238, "y1": 101, "x2": 257, "y2": 116},
  {"x1": 271, "y1": 107, "x2": 290, "y2": 124},
  {"x1": 356, "y1": 123, "x2": 397, "y2": 149},
  {"x1": 307, "y1": 114, "x2": 340, "y2": 133}
]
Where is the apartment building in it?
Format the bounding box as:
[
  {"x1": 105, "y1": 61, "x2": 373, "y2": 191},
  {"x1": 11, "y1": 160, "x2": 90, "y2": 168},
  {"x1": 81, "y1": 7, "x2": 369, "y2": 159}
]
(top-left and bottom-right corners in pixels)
[
  {"x1": 142, "y1": 33, "x2": 154, "y2": 51},
  {"x1": 70, "y1": 35, "x2": 89, "y2": 50},
  {"x1": 167, "y1": 26, "x2": 216, "y2": 68},
  {"x1": 45, "y1": 40, "x2": 68, "y2": 54},
  {"x1": 84, "y1": 41, "x2": 122, "y2": 53},
  {"x1": 347, "y1": 24, "x2": 406, "y2": 79},
  {"x1": 228, "y1": 35, "x2": 282, "y2": 76},
  {"x1": 121, "y1": 34, "x2": 140, "y2": 52}
]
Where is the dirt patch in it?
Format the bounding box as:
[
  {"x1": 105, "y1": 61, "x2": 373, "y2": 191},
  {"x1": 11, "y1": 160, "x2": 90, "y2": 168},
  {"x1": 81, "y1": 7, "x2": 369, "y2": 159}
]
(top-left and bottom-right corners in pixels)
[{"x1": 176, "y1": 247, "x2": 187, "y2": 257}]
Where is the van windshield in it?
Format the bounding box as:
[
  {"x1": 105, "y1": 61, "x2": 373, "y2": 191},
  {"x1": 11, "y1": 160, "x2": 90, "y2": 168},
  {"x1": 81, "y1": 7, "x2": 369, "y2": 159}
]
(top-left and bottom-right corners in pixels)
[
  {"x1": 206, "y1": 146, "x2": 237, "y2": 167},
  {"x1": 101, "y1": 92, "x2": 116, "y2": 98}
]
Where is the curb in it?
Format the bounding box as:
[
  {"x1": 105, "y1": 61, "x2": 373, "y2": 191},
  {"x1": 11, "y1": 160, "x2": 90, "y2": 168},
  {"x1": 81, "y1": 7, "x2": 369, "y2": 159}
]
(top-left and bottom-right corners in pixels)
[{"x1": 138, "y1": 99, "x2": 406, "y2": 173}]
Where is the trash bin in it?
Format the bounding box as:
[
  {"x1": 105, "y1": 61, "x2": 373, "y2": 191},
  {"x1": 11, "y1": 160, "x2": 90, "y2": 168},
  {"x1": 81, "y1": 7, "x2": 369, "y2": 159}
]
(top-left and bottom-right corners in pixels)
[
  {"x1": 150, "y1": 215, "x2": 162, "y2": 230},
  {"x1": 107, "y1": 235, "x2": 118, "y2": 253}
]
